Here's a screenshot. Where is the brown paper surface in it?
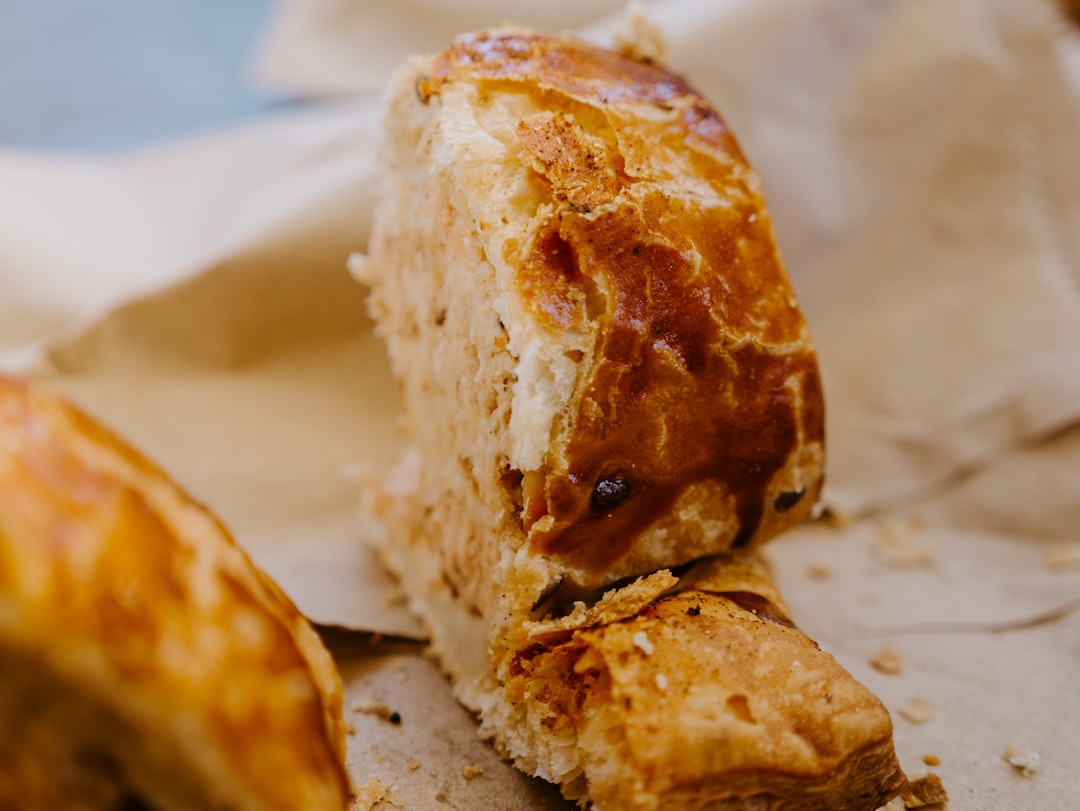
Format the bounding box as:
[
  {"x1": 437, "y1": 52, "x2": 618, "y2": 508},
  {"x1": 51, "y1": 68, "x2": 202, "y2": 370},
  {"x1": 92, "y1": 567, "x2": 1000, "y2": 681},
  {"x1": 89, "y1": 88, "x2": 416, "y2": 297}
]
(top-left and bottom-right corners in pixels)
[
  {"x1": 2, "y1": 0, "x2": 1079, "y2": 807},
  {"x1": 250, "y1": 0, "x2": 631, "y2": 98}
]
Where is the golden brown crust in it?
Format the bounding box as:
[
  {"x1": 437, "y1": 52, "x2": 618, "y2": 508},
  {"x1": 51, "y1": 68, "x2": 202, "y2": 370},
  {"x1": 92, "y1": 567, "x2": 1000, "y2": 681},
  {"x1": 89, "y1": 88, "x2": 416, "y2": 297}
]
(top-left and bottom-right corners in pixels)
[
  {"x1": 0, "y1": 374, "x2": 348, "y2": 810},
  {"x1": 503, "y1": 555, "x2": 905, "y2": 811},
  {"x1": 418, "y1": 28, "x2": 824, "y2": 586},
  {"x1": 422, "y1": 29, "x2": 735, "y2": 123}
]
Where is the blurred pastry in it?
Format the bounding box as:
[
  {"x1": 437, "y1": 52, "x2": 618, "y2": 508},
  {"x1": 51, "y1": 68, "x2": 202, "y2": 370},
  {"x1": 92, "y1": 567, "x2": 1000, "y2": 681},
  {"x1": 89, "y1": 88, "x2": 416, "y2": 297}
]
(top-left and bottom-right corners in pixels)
[{"x1": 0, "y1": 374, "x2": 349, "y2": 811}]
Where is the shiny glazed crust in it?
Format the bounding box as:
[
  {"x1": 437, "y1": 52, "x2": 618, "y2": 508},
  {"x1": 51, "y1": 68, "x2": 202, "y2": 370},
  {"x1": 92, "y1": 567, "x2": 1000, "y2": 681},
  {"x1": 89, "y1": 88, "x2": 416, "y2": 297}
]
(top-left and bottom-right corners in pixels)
[{"x1": 0, "y1": 374, "x2": 349, "y2": 810}]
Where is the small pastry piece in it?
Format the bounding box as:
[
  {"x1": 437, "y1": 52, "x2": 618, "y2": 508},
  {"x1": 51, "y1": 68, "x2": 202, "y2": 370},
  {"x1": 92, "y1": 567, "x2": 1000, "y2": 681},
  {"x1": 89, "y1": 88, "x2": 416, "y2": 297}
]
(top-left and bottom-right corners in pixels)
[
  {"x1": 0, "y1": 374, "x2": 349, "y2": 810},
  {"x1": 359, "y1": 26, "x2": 902, "y2": 810},
  {"x1": 501, "y1": 554, "x2": 906, "y2": 811}
]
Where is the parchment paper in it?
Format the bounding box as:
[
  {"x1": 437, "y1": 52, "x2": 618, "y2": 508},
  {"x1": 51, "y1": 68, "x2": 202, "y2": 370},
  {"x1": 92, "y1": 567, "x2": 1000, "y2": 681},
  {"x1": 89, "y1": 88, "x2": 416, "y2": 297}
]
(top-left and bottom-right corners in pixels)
[{"x1": 2, "y1": 0, "x2": 1079, "y2": 808}]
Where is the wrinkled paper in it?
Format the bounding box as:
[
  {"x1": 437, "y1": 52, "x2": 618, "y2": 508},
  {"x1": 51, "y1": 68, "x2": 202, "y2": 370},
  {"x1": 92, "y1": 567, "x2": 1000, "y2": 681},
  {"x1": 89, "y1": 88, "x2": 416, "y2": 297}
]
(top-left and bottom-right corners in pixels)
[{"x1": 2, "y1": 0, "x2": 1079, "y2": 807}]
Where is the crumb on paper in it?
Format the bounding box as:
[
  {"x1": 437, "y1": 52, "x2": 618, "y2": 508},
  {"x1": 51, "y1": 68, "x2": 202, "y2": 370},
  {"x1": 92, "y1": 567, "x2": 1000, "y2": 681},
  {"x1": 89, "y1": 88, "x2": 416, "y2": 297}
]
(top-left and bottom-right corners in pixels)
[
  {"x1": 345, "y1": 721, "x2": 357, "y2": 736},
  {"x1": 384, "y1": 585, "x2": 408, "y2": 607},
  {"x1": 806, "y1": 560, "x2": 832, "y2": 580},
  {"x1": 814, "y1": 503, "x2": 850, "y2": 528},
  {"x1": 632, "y1": 630, "x2": 655, "y2": 655},
  {"x1": 1003, "y1": 744, "x2": 1041, "y2": 777},
  {"x1": 870, "y1": 647, "x2": 904, "y2": 675},
  {"x1": 347, "y1": 252, "x2": 369, "y2": 282},
  {"x1": 859, "y1": 590, "x2": 883, "y2": 605},
  {"x1": 374, "y1": 752, "x2": 386, "y2": 764},
  {"x1": 353, "y1": 700, "x2": 402, "y2": 725},
  {"x1": 463, "y1": 764, "x2": 484, "y2": 780},
  {"x1": 922, "y1": 753, "x2": 941, "y2": 767},
  {"x1": 1045, "y1": 542, "x2": 1080, "y2": 571},
  {"x1": 351, "y1": 777, "x2": 389, "y2": 811},
  {"x1": 872, "y1": 516, "x2": 937, "y2": 568},
  {"x1": 898, "y1": 696, "x2": 935, "y2": 724},
  {"x1": 407, "y1": 757, "x2": 422, "y2": 771},
  {"x1": 611, "y1": 1, "x2": 666, "y2": 65},
  {"x1": 900, "y1": 774, "x2": 948, "y2": 808}
]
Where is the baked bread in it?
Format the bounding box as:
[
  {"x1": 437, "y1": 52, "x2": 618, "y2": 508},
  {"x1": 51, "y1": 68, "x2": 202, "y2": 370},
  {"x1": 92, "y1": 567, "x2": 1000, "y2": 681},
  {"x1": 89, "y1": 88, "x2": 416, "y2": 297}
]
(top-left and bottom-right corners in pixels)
[
  {"x1": 0, "y1": 374, "x2": 349, "y2": 810},
  {"x1": 357, "y1": 26, "x2": 901, "y2": 810}
]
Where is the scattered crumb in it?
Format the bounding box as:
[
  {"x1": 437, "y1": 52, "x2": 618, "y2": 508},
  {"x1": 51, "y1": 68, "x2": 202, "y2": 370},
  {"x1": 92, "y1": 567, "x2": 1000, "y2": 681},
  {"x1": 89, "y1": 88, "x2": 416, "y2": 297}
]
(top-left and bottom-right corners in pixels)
[
  {"x1": 859, "y1": 590, "x2": 883, "y2": 606},
  {"x1": 870, "y1": 647, "x2": 904, "y2": 676},
  {"x1": 384, "y1": 585, "x2": 408, "y2": 607},
  {"x1": 345, "y1": 721, "x2": 357, "y2": 736},
  {"x1": 1003, "y1": 744, "x2": 1041, "y2": 777},
  {"x1": 806, "y1": 560, "x2": 832, "y2": 580},
  {"x1": 353, "y1": 700, "x2": 402, "y2": 725},
  {"x1": 1045, "y1": 543, "x2": 1080, "y2": 571},
  {"x1": 463, "y1": 764, "x2": 484, "y2": 780},
  {"x1": 814, "y1": 503, "x2": 850, "y2": 527},
  {"x1": 347, "y1": 252, "x2": 369, "y2": 282},
  {"x1": 407, "y1": 757, "x2": 422, "y2": 772},
  {"x1": 632, "y1": 630, "x2": 655, "y2": 656},
  {"x1": 872, "y1": 516, "x2": 937, "y2": 568},
  {"x1": 392, "y1": 658, "x2": 407, "y2": 672},
  {"x1": 922, "y1": 754, "x2": 941, "y2": 767},
  {"x1": 611, "y1": 1, "x2": 667, "y2": 64},
  {"x1": 655, "y1": 672, "x2": 669, "y2": 691},
  {"x1": 900, "y1": 774, "x2": 948, "y2": 808},
  {"x1": 374, "y1": 752, "x2": 386, "y2": 764},
  {"x1": 898, "y1": 696, "x2": 935, "y2": 724},
  {"x1": 351, "y1": 777, "x2": 389, "y2": 811}
]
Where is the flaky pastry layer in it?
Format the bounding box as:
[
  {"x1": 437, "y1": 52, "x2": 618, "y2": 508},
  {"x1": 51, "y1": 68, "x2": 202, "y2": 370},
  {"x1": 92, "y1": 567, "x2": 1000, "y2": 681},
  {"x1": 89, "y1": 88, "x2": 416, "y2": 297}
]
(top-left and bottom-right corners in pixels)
[{"x1": 500, "y1": 554, "x2": 905, "y2": 810}]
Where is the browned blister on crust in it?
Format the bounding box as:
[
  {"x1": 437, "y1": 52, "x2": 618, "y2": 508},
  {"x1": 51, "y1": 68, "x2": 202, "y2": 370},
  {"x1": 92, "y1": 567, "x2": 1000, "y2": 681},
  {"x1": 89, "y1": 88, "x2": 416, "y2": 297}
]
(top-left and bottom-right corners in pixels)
[{"x1": 0, "y1": 374, "x2": 349, "y2": 811}]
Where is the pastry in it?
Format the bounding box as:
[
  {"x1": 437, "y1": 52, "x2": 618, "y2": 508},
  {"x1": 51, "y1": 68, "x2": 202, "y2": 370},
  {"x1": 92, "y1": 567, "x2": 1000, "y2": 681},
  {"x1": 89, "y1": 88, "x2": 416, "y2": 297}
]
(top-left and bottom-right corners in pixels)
[
  {"x1": 358, "y1": 20, "x2": 824, "y2": 644},
  {"x1": 505, "y1": 553, "x2": 906, "y2": 810},
  {"x1": 0, "y1": 374, "x2": 349, "y2": 810},
  {"x1": 357, "y1": 26, "x2": 902, "y2": 810}
]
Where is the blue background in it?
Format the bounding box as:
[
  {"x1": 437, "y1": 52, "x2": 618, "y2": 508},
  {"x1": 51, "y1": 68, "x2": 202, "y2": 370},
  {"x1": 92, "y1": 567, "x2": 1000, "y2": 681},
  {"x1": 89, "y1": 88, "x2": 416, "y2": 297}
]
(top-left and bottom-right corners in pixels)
[{"x1": 0, "y1": 1, "x2": 287, "y2": 151}]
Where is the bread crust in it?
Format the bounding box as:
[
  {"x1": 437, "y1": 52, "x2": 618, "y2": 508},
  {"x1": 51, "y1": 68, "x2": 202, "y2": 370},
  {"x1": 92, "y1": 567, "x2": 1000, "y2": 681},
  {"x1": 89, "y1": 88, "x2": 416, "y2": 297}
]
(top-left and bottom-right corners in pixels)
[{"x1": 0, "y1": 374, "x2": 348, "y2": 810}]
